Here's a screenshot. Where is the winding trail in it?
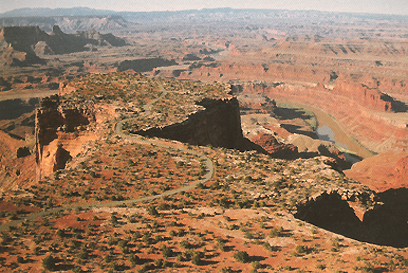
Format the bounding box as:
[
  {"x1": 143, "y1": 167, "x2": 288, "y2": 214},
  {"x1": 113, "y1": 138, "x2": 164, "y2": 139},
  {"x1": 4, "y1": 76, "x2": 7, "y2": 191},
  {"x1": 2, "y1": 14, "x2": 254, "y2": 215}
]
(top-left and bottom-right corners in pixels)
[{"x1": 0, "y1": 83, "x2": 214, "y2": 231}]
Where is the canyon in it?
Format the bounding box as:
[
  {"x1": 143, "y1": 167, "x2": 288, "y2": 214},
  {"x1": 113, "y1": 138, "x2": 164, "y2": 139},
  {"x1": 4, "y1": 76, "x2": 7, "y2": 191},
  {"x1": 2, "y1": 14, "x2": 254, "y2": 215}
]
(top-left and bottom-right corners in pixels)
[{"x1": 0, "y1": 8, "x2": 408, "y2": 272}]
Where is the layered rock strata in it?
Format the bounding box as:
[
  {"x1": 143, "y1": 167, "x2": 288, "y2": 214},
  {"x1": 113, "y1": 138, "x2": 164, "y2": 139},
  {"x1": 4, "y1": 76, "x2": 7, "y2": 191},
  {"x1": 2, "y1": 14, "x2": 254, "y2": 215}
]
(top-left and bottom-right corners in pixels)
[{"x1": 236, "y1": 82, "x2": 408, "y2": 153}]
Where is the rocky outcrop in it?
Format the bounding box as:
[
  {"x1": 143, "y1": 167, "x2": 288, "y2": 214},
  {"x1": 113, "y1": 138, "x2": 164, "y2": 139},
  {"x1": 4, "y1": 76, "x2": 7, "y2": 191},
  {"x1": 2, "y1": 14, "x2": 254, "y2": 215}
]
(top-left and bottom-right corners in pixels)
[
  {"x1": 0, "y1": 15, "x2": 131, "y2": 33},
  {"x1": 332, "y1": 82, "x2": 394, "y2": 112},
  {"x1": 0, "y1": 26, "x2": 46, "y2": 66},
  {"x1": 35, "y1": 94, "x2": 95, "y2": 179},
  {"x1": 250, "y1": 133, "x2": 298, "y2": 159},
  {"x1": 237, "y1": 92, "x2": 277, "y2": 114},
  {"x1": 295, "y1": 191, "x2": 364, "y2": 237},
  {"x1": 394, "y1": 155, "x2": 408, "y2": 184},
  {"x1": 53, "y1": 144, "x2": 72, "y2": 172},
  {"x1": 344, "y1": 152, "x2": 408, "y2": 192},
  {"x1": 133, "y1": 97, "x2": 244, "y2": 149}
]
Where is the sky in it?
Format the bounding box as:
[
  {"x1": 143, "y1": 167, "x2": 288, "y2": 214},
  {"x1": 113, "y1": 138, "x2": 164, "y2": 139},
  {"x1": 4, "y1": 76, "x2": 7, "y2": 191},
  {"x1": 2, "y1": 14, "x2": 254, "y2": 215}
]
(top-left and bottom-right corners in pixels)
[{"x1": 1, "y1": 0, "x2": 408, "y2": 15}]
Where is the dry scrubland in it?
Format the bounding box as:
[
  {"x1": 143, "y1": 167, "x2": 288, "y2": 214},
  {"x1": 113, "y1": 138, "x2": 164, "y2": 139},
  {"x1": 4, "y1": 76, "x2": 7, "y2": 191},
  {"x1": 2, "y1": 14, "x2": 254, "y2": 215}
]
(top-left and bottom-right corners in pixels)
[
  {"x1": 0, "y1": 9, "x2": 407, "y2": 273},
  {"x1": 0, "y1": 73, "x2": 407, "y2": 272}
]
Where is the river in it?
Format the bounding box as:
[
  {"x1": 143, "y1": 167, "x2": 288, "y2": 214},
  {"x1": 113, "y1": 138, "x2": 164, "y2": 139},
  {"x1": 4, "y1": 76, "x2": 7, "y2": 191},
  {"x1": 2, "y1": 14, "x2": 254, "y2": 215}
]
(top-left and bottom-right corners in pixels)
[
  {"x1": 316, "y1": 125, "x2": 361, "y2": 164},
  {"x1": 276, "y1": 100, "x2": 375, "y2": 163}
]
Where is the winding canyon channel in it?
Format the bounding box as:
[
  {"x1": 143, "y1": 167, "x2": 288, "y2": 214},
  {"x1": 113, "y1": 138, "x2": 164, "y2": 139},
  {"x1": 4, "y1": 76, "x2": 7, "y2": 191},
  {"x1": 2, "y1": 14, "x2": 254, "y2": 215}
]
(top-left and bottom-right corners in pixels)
[{"x1": 277, "y1": 100, "x2": 375, "y2": 162}]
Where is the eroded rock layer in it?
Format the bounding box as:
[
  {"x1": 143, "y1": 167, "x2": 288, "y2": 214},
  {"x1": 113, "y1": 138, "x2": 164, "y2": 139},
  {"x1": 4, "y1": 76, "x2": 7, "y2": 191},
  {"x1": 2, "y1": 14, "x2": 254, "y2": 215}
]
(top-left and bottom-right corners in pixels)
[{"x1": 35, "y1": 94, "x2": 96, "y2": 179}]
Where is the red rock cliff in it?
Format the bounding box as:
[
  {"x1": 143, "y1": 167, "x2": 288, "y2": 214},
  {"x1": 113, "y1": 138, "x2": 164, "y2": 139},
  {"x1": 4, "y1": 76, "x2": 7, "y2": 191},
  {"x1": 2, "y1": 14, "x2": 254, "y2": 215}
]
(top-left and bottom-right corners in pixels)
[
  {"x1": 35, "y1": 94, "x2": 96, "y2": 180},
  {"x1": 133, "y1": 97, "x2": 245, "y2": 149}
]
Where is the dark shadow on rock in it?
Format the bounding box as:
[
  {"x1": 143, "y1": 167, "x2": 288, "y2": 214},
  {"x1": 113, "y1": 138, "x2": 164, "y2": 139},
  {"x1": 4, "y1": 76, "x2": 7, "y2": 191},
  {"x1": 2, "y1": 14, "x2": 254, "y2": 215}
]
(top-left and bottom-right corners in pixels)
[
  {"x1": 381, "y1": 93, "x2": 408, "y2": 112},
  {"x1": 295, "y1": 189, "x2": 408, "y2": 247},
  {"x1": 280, "y1": 124, "x2": 318, "y2": 139},
  {"x1": 53, "y1": 145, "x2": 72, "y2": 171},
  {"x1": 295, "y1": 192, "x2": 363, "y2": 238},
  {"x1": 16, "y1": 147, "x2": 31, "y2": 158},
  {"x1": 361, "y1": 188, "x2": 408, "y2": 247},
  {"x1": 0, "y1": 98, "x2": 39, "y2": 121},
  {"x1": 275, "y1": 106, "x2": 314, "y2": 122}
]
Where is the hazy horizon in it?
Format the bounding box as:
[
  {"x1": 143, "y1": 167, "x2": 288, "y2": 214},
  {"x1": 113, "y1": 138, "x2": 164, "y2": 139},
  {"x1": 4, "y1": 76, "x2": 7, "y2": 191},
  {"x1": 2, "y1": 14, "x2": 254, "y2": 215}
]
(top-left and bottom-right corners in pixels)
[{"x1": 1, "y1": 0, "x2": 408, "y2": 16}]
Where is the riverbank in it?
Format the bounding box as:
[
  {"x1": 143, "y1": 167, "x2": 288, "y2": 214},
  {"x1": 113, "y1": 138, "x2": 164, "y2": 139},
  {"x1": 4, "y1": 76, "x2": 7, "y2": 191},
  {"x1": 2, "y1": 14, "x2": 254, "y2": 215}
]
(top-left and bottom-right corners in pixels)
[{"x1": 275, "y1": 100, "x2": 376, "y2": 160}]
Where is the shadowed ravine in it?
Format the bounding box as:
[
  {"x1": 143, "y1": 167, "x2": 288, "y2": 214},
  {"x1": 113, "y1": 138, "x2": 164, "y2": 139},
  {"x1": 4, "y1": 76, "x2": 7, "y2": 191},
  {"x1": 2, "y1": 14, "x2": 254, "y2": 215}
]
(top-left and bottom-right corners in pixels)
[{"x1": 295, "y1": 189, "x2": 408, "y2": 248}]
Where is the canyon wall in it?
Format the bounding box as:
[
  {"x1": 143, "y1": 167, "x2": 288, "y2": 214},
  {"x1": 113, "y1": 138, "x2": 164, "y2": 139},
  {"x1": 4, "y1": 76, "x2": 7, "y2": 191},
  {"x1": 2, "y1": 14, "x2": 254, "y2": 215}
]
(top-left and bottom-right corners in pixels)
[{"x1": 237, "y1": 82, "x2": 408, "y2": 154}]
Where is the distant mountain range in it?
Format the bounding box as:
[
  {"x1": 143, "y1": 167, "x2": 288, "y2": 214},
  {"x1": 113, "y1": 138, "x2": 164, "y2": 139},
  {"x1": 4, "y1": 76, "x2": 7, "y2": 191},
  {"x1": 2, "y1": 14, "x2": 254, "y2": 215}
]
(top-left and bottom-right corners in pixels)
[
  {"x1": 0, "y1": 25, "x2": 127, "y2": 66},
  {"x1": 1, "y1": 7, "x2": 408, "y2": 36},
  {"x1": 0, "y1": 15, "x2": 132, "y2": 33},
  {"x1": 0, "y1": 7, "x2": 116, "y2": 17},
  {"x1": 2, "y1": 7, "x2": 408, "y2": 22}
]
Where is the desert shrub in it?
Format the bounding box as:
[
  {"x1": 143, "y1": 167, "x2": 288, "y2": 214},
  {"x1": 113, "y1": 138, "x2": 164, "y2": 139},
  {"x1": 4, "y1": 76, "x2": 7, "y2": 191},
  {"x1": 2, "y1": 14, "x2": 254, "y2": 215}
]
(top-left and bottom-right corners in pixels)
[
  {"x1": 233, "y1": 251, "x2": 250, "y2": 263},
  {"x1": 180, "y1": 240, "x2": 192, "y2": 249},
  {"x1": 42, "y1": 255, "x2": 58, "y2": 271},
  {"x1": 161, "y1": 245, "x2": 173, "y2": 258},
  {"x1": 128, "y1": 253, "x2": 139, "y2": 266},
  {"x1": 147, "y1": 206, "x2": 159, "y2": 216},
  {"x1": 244, "y1": 231, "x2": 254, "y2": 239},
  {"x1": 252, "y1": 261, "x2": 261, "y2": 269},
  {"x1": 218, "y1": 267, "x2": 234, "y2": 273},
  {"x1": 16, "y1": 256, "x2": 25, "y2": 263},
  {"x1": 263, "y1": 242, "x2": 278, "y2": 252},
  {"x1": 33, "y1": 246, "x2": 41, "y2": 255},
  {"x1": 191, "y1": 252, "x2": 202, "y2": 265},
  {"x1": 295, "y1": 245, "x2": 311, "y2": 254},
  {"x1": 316, "y1": 264, "x2": 326, "y2": 270},
  {"x1": 269, "y1": 227, "x2": 283, "y2": 237},
  {"x1": 217, "y1": 241, "x2": 226, "y2": 252},
  {"x1": 360, "y1": 262, "x2": 375, "y2": 273}
]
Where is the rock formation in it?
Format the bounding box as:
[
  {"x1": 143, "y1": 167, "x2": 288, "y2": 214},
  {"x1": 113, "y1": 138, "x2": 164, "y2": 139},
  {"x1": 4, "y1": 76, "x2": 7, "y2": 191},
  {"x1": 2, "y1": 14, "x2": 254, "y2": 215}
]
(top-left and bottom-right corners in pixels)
[
  {"x1": 235, "y1": 82, "x2": 408, "y2": 154},
  {"x1": 0, "y1": 25, "x2": 127, "y2": 66},
  {"x1": 132, "y1": 97, "x2": 244, "y2": 149},
  {"x1": 35, "y1": 94, "x2": 96, "y2": 179},
  {"x1": 344, "y1": 152, "x2": 408, "y2": 191},
  {"x1": 295, "y1": 189, "x2": 408, "y2": 247},
  {"x1": 250, "y1": 132, "x2": 298, "y2": 159},
  {"x1": 0, "y1": 15, "x2": 131, "y2": 33}
]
